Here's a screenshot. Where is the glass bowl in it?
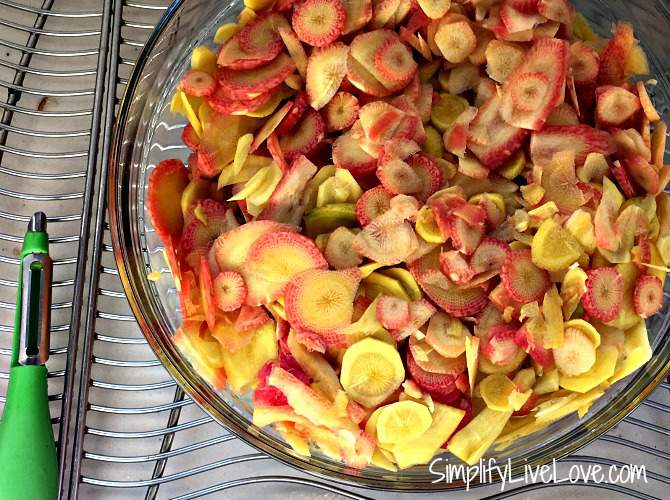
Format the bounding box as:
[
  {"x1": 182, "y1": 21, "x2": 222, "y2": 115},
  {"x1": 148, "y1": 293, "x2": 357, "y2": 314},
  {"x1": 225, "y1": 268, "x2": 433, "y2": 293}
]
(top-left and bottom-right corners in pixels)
[{"x1": 109, "y1": 0, "x2": 670, "y2": 490}]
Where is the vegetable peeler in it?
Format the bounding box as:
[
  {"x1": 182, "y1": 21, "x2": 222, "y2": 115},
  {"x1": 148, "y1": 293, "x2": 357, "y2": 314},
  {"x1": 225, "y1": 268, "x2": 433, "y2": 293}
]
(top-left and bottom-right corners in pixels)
[{"x1": 0, "y1": 212, "x2": 58, "y2": 500}]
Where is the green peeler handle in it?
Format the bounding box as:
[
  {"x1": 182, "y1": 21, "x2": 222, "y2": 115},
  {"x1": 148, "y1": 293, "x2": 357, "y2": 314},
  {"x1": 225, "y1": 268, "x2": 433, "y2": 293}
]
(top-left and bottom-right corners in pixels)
[
  {"x1": 0, "y1": 213, "x2": 58, "y2": 500},
  {"x1": 0, "y1": 365, "x2": 58, "y2": 500}
]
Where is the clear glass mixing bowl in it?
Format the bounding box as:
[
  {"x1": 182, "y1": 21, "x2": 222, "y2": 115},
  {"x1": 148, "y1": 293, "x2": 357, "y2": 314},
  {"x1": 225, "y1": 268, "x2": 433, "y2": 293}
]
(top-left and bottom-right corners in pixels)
[{"x1": 109, "y1": 0, "x2": 670, "y2": 490}]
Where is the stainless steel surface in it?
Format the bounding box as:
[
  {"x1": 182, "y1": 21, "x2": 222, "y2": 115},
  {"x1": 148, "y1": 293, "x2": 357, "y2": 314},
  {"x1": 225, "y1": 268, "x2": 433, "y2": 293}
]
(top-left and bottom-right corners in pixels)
[
  {"x1": 0, "y1": 1, "x2": 107, "y2": 497},
  {"x1": 18, "y1": 251, "x2": 52, "y2": 366},
  {"x1": 21, "y1": 211, "x2": 52, "y2": 367},
  {"x1": 29, "y1": 211, "x2": 47, "y2": 232},
  {"x1": 0, "y1": 1, "x2": 668, "y2": 498}
]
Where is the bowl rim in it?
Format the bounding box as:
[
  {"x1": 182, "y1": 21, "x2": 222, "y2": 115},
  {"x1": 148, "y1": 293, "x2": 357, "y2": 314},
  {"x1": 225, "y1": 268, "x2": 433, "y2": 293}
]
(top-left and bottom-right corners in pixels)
[{"x1": 108, "y1": 0, "x2": 670, "y2": 491}]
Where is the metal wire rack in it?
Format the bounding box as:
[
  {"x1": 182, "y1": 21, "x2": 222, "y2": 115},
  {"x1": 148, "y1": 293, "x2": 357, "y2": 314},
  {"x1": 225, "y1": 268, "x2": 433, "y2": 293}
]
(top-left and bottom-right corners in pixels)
[{"x1": 0, "y1": 1, "x2": 668, "y2": 499}]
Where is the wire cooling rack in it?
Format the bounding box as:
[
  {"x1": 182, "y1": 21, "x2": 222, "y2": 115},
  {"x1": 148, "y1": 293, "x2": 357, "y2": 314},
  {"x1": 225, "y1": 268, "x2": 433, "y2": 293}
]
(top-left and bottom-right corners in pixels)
[{"x1": 0, "y1": 1, "x2": 668, "y2": 499}]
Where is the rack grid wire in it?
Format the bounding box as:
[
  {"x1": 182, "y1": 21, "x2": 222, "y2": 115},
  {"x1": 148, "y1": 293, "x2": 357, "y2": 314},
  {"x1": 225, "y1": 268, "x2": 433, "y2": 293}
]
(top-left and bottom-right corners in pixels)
[{"x1": 0, "y1": 1, "x2": 668, "y2": 499}]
